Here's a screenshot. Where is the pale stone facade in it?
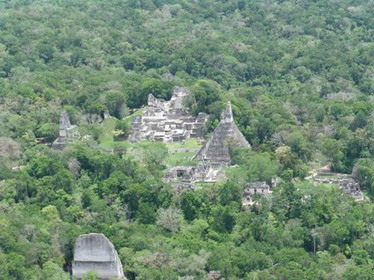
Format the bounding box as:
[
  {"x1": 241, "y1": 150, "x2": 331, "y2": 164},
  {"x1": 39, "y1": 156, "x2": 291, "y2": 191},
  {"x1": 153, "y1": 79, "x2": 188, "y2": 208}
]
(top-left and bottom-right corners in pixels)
[
  {"x1": 72, "y1": 233, "x2": 125, "y2": 279},
  {"x1": 52, "y1": 112, "x2": 80, "y2": 150},
  {"x1": 244, "y1": 181, "x2": 271, "y2": 196},
  {"x1": 129, "y1": 87, "x2": 208, "y2": 144},
  {"x1": 242, "y1": 181, "x2": 271, "y2": 209},
  {"x1": 165, "y1": 102, "x2": 249, "y2": 185},
  {"x1": 165, "y1": 163, "x2": 224, "y2": 184}
]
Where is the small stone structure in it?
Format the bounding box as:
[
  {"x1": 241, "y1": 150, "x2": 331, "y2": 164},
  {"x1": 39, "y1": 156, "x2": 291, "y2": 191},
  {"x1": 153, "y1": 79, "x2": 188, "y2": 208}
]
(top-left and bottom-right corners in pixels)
[
  {"x1": 166, "y1": 166, "x2": 196, "y2": 182},
  {"x1": 165, "y1": 162, "x2": 224, "y2": 183},
  {"x1": 242, "y1": 181, "x2": 271, "y2": 209},
  {"x1": 85, "y1": 110, "x2": 110, "y2": 124},
  {"x1": 129, "y1": 87, "x2": 209, "y2": 144},
  {"x1": 313, "y1": 176, "x2": 364, "y2": 201},
  {"x1": 52, "y1": 112, "x2": 80, "y2": 150},
  {"x1": 72, "y1": 233, "x2": 125, "y2": 279},
  {"x1": 194, "y1": 102, "x2": 250, "y2": 167},
  {"x1": 244, "y1": 181, "x2": 271, "y2": 196}
]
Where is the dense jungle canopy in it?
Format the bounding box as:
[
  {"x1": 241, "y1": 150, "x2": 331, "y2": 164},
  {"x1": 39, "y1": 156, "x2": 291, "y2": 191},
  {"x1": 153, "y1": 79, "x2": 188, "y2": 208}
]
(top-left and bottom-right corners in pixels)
[{"x1": 1, "y1": 0, "x2": 374, "y2": 279}]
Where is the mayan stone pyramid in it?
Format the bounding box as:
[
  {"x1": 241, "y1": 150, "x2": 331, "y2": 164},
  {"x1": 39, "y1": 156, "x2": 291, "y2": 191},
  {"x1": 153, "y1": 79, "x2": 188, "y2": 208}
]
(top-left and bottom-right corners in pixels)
[{"x1": 194, "y1": 101, "x2": 250, "y2": 166}]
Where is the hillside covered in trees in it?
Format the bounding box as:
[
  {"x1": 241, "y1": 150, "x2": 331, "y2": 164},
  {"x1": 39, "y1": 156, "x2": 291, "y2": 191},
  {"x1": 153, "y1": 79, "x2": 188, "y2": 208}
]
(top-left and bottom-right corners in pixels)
[{"x1": 1, "y1": 0, "x2": 374, "y2": 279}]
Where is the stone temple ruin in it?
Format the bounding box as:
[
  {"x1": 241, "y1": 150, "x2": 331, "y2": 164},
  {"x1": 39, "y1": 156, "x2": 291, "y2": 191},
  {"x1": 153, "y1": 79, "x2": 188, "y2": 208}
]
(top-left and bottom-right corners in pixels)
[
  {"x1": 128, "y1": 87, "x2": 251, "y2": 185},
  {"x1": 52, "y1": 112, "x2": 80, "y2": 150},
  {"x1": 165, "y1": 101, "x2": 250, "y2": 185},
  {"x1": 129, "y1": 87, "x2": 209, "y2": 144},
  {"x1": 72, "y1": 233, "x2": 125, "y2": 279},
  {"x1": 313, "y1": 176, "x2": 364, "y2": 201},
  {"x1": 193, "y1": 101, "x2": 250, "y2": 167},
  {"x1": 242, "y1": 181, "x2": 271, "y2": 209},
  {"x1": 165, "y1": 163, "x2": 224, "y2": 184}
]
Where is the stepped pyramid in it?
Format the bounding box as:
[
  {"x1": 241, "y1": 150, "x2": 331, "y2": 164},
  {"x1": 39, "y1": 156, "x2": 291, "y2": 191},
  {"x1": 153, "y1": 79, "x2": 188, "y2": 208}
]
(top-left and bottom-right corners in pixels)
[{"x1": 194, "y1": 102, "x2": 250, "y2": 166}]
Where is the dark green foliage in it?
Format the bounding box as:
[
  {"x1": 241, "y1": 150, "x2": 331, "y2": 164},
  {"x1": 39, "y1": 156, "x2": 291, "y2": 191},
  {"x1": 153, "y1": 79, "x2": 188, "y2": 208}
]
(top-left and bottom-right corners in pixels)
[
  {"x1": 1, "y1": 0, "x2": 374, "y2": 279},
  {"x1": 180, "y1": 191, "x2": 203, "y2": 221},
  {"x1": 210, "y1": 204, "x2": 236, "y2": 233}
]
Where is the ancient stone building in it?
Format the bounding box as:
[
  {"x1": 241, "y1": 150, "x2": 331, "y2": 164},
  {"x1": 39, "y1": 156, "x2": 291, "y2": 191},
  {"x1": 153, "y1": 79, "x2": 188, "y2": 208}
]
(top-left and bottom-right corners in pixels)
[
  {"x1": 165, "y1": 163, "x2": 224, "y2": 183},
  {"x1": 313, "y1": 177, "x2": 364, "y2": 201},
  {"x1": 242, "y1": 181, "x2": 271, "y2": 209},
  {"x1": 52, "y1": 112, "x2": 80, "y2": 150},
  {"x1": 72, "y1": 233, "x2": 125, "y2": 279},
  {"x1": 244, "y1": 181, "x2": 271, "y2": 196},
  {"x1": 129, "y1": 87, "x2": 209, "y2": 143},
  {"x1": 194, "y1": 102, "x2": 250, "y2": 166},
  {"x1": 164, "y1": 102, "x2": 250, "y2": 186}
]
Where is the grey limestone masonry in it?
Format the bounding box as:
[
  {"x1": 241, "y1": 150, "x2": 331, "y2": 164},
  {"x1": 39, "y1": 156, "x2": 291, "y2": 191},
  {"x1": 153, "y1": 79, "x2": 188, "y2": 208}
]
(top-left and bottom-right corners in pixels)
[
  {"x1": 244, "y1": 181, "x2": 271, "y2": 196},
  {"x1": 165, "y1": 101, "x2": 250, "y2": 185},
  {"x1": 194, "y1": 101, "x2": 250, "y2": 167},
  {"x1": 131, "y1": 88, "x2": 251, "y2": 186},
  {"x1": 129, "y1": 87, "x2": 209, "y2": 144},
  {"x1": 242, "y1": 181, "x2": 271, "y2": 209},
  {"x1": 313, "y1": 177, "x2": 364, "y2": 201},
  {"x1": 52, "y1": 111, "x2": 80, "y2": 150},
  {"x1": 72, "y1": 233, "x2": 125, "y2": 279},
  {"x1": 165, "y1": 162, "x2": 224, "y2": 184}
]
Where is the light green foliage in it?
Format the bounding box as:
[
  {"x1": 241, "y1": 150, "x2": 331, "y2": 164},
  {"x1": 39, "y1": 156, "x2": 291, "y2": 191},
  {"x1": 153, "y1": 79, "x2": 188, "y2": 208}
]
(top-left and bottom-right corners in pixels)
[
  {"x1": 98, "y1": 117, "x2": 118, "y2": 148},
  {"x1": 139, "y1": 142, "x2": 168, "y2": 175},
  {"x1": 114, "y1": 119, "x2": 131, "y2": 141},
  {"x1": 156, "y1": 207, "x2": 183, "y2": 233},
  {"x1": 320, "y1": 138, "x2": 345, "y2": 171},
  {"x1": 1, "y1": 0, "x2": 374, "y2": 279},
  {"x1": 82, "y1": 271, "x2": 99, "y2": 280},
  {"x1": 352, "y1": 158, "x2": 374, "y2": 194},
  {"x1": 165, "y1": 151, "x2": 197, "y2": 167},
  {"x1": 231, "y1": 147, "x2": 278, "y2": 182},
  {"x1": 41, "y1": 261, "x2": 71, "y2": 280},
  {"x1": 187, "y1": 79, "x2": 222, "y2": 115},
  {"x1": 36, "y1": 123, "x2": 59, "y2": 142}
]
